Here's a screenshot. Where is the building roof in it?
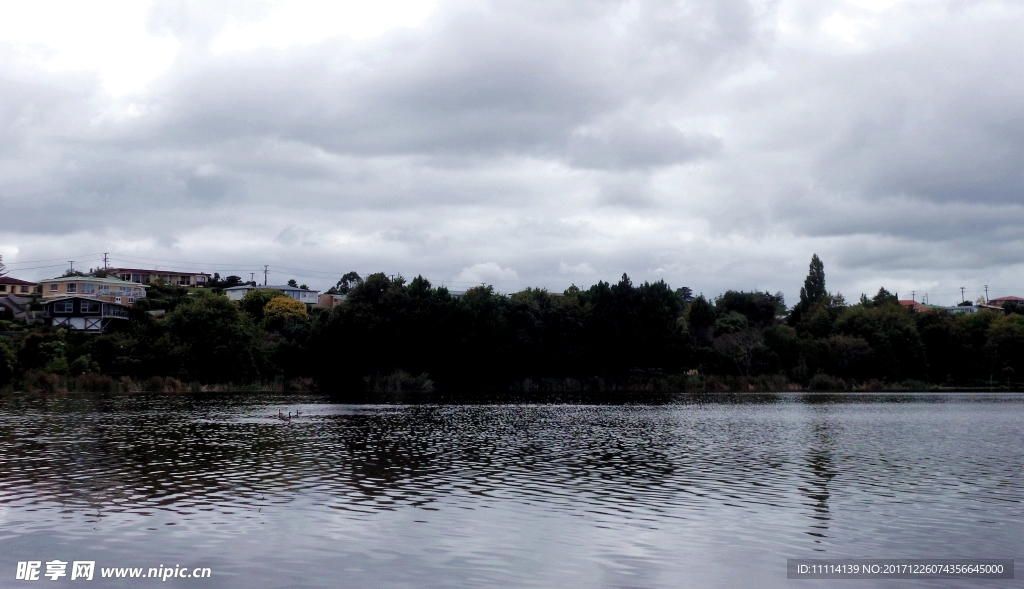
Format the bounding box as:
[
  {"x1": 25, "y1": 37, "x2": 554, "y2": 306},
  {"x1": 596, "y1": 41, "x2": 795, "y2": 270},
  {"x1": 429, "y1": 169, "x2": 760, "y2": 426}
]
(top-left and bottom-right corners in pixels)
[
  {"x1": 43, "y1": 295, "x2": 129, "y2": 303},
  {"x1": 108, "y1": 267, "x2": 211, "y2": 276},
  {"x1": 225, "y1": 284, "x2": 316, "y2": 292},
  {"x1": 0, "y1": 296, "x2": 30, "y2": 311},
  {"x1": 978, "y1": 304, "x2": 1006, "y2": 311},
  {"x1": 0, "y1": 276, "x2": 37, "y2": 286},
  {"x1": 989, "y1": 296, "x2": 1024, "y2": 303},
  {"x1": 41, "y1": 297, "x2": 131, "y2": 311},
  {"x1": 38, "y1": 276, "x2": 149, "y2": 288},
  {"x1": 898, "y1": 300, "x2": 930, "y2": 312}
]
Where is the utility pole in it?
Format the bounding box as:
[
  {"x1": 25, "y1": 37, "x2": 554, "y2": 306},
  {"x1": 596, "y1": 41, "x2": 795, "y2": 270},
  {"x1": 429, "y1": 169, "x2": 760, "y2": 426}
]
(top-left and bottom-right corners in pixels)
[
  {"x1": 263, "y1": 265, "x2": 269, "y2": 286},
  {"x1": 911, "y1": 290, "x2": 916, "y2": 302},
  {"x1": 250, "y1": 272, "x2": 255, "y2": 284},
  {"x1": 103, "y1": 253, "x2": 109, "y2": 270},
  {"x1": 68, "y1": 261, "x2": 74, "y2": 274},
  {"x1": 960, "y1": 286, "x2": 966, "y2": 303},
  {"x1": 984, "y1": 285, "x2": 989, "y2": 303}
]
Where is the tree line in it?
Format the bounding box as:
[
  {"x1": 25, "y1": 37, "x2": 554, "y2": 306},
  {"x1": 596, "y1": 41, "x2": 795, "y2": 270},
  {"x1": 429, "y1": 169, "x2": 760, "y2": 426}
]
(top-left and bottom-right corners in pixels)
[{"x1": 2, "y1": 255, "x2": 1024, "y2": 392}]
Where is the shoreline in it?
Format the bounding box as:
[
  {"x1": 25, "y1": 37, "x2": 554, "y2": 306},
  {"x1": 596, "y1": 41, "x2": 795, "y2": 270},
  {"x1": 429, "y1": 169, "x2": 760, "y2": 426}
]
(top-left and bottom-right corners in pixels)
[{"x1": 5, "y1": 371, "x2": 1024, "y2": 396}]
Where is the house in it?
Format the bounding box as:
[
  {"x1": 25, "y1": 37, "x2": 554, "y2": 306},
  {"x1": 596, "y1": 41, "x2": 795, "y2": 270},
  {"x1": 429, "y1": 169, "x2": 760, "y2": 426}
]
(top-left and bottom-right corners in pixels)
[
  {"x1": 977, "y1": 304, "x2": 1007, "y2": 312},
  {"x1": 42, "y1": 296, "x2": 130, "y2": 332},
  {"x1": 38, "y1": 276, "x2": 148, "y2": 306},
  {"x1": 988, "y1": 296, "x2": 1024, "y2": 308},
  {"x1": 108, "y1": 267, "x2": 211, "y2": 287},
  {"x1": 0, "y1": 276, "x2": 39, "y2": 295},
  {"x1": 0, "y1": 294, "x2": 33, "y2": 322},
  {"x1": 316, "y1": 293, "x2": 346, "y2": 308},
  {"x1": 224, "y1": 284, "x2": 320, "y2": 307},
  {"x1": 0, "y1": 277, "x2": 41, "y2": 323},
  {"x1": 898, "y1": 300, "x2": 930, "y2": 313}
]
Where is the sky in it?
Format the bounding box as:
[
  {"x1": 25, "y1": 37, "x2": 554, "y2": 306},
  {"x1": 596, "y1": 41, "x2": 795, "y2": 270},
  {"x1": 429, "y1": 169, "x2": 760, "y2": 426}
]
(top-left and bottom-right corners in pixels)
[{"x1": 1, "y1": 0, "x2": 1022, "y2": 305}]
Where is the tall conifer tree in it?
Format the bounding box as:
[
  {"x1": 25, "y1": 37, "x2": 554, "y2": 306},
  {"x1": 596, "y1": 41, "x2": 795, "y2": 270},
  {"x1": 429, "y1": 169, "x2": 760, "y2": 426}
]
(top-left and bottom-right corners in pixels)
[{"x1": 799, "y1": 254, "x2": 827, "y2": 309}]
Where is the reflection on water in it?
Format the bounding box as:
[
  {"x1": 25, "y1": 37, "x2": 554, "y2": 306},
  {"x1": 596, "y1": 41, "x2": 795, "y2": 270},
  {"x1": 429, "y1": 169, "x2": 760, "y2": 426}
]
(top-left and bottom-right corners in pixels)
[
  {"x1": 0, "y1": 393, "x2": 1022, "y2": 588},
  {"x1": 800, "y1": 422, "x2": 836, "y2": 546}
]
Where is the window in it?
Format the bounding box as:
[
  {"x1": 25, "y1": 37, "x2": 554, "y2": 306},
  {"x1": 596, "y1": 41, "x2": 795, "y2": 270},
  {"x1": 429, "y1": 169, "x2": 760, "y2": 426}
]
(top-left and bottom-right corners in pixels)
[
  {"x1": 66, "y1": 283, "x2": 77, "y2": 293},
  {"x1": 52, "y1": 301, "x2": 73, "y2": 313},
  {"x1": 80, "y1": 283, "x2": 95, "y2": 294},
  {"x1": 81, "y1": 300, "x2": 101, "y2": 314},
  {"x1": 98, "y1": 285, "x2": 110, "y2": 294},
  {"x1": 0, "y1": 285, "x2": 6, "y2": 292},
  {"x1": 127, "y1": 297, "x2": 136, "y2": 304},
  {"x1": 50, "y1": 284, "x2": 59, "y2": 292},
  {"x1": 120, "y1": 286, "x2": 132, "y2": 294},
  {"x1": 20, "y1": 286, "x2": 29, "y2": 293}
]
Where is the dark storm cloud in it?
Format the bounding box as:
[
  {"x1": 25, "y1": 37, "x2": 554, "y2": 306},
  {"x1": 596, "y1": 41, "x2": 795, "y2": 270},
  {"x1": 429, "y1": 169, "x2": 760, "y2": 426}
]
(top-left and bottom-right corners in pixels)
[{"x1": 811, "y1": 23, "x2": 1024, "y2": 208}]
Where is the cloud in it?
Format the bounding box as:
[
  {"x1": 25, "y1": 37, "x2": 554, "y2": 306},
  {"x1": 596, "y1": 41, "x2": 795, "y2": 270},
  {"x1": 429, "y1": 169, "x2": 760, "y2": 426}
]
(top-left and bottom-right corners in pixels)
[
  {"x1": 455, "y1": 262, "x2": 520, "y2": 287},
  {"x1": 559, "y1": 261, "x2": 595, "y2": 276},
  {"x1": 566, "y1": 116, "x2": 722, "y2": 170},
  {"x1": 2, "y1": 0, "x2": 1024, "y2": 306},
  {"x1": 274, "y1": 224, "x2": 315, "y2": 246}
]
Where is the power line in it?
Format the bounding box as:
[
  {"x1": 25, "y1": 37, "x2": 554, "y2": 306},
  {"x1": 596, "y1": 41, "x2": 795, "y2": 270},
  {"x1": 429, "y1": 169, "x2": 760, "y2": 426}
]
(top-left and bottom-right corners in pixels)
[
  {"x1": 3, "y1": 262, "x2": 69, "y2": 271},
  {"x1": 4, "y1": 252, "x2": 106, "y2": 266},
  {"x1": 107, "y1": 256, "x2": 263, "y2": 270}
]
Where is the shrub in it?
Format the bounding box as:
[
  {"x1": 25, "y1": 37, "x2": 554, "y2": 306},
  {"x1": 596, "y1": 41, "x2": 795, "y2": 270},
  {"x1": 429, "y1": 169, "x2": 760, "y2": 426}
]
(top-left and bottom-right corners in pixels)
[
  {"x1": 263, "y1": 297, "x2": 308, "y2": 331},
  {"x1": 240, "y1": 289, "x2": 287, "y2": 323},
  {"x1": 23, "y1": 371, "x2": 63, "y2": 393},
  {"x1": 808, "y1": 373, "x2": 847, "y2": 391},
  {"x1": 364, "y1": 370, "x2": 434, "y2": 392},
  {"x1": 0, "y1": 339, "x2": 16, "y2": 388}
]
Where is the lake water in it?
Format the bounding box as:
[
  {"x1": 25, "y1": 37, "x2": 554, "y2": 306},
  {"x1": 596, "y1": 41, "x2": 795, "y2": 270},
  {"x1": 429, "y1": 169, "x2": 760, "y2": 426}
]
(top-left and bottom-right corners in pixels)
[{"x1": 0, "y1": 392, "x2": 1021, "y2": 588}]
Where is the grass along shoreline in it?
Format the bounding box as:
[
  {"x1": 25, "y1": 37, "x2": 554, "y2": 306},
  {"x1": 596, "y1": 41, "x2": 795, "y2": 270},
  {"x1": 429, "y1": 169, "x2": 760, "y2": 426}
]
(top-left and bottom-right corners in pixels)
[{"x1": 5, "y1": 369, "x2": 1023, "y2": 395}]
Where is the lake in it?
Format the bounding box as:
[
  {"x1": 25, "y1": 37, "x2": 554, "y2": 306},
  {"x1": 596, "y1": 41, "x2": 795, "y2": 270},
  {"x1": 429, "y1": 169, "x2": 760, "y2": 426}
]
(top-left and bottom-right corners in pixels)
[{"x1": 0, "y1": 392, "x2": 1021, "y2": 588}]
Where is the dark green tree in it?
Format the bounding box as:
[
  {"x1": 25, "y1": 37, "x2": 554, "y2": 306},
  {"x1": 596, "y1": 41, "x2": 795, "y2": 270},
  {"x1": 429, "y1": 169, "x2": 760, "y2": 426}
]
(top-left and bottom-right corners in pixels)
[
  {"x1": 686, "y1": 295, "x2": 717, "y2": 344},
  {"x1": 872, "y1": 287, "x2": 898, "y2": 307},
  {"x1": 985, "y1": 314, "x2": 1024, "y2": 382},
  {"x1": 834, "y1": 304, "x2": 926, "y2": 381},
  {"x1": 675, "y1": 286, "x2": 694, "y2": 305},
  {"x1": 239, "y1": 289, "x2": 287, "y2": 323},
  {"x1": 209, "y1": 274, "x2": 243, "y2": 288},
  {"x1": 333, "y1": 272, "x2": 363, "y2": 295},
  {"x1": 716, "y1": 291, "x2": 784, "y2": 327},
  {"x1": 799, "y1": 254, "x2": 827, "y2": 310},
  {"x1": 0, "y1": 338, "x2": 16, "y2": 387},
  {"x1": 162, "y1": 294, "x2": 261, "y2": 383}
]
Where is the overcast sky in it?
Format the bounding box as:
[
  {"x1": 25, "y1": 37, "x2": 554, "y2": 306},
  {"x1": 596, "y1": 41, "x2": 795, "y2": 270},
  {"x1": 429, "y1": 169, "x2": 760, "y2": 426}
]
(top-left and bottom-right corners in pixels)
[{"x1": 1, "y1": 0, "x2": 1022, "y2": 304}]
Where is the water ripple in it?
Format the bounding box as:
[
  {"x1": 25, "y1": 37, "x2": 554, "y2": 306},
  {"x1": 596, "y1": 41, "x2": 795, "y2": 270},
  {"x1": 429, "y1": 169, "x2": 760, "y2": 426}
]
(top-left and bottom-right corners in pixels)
[{"x1": 0, "y1": 393, "x2": 1022, "y2": 588}]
